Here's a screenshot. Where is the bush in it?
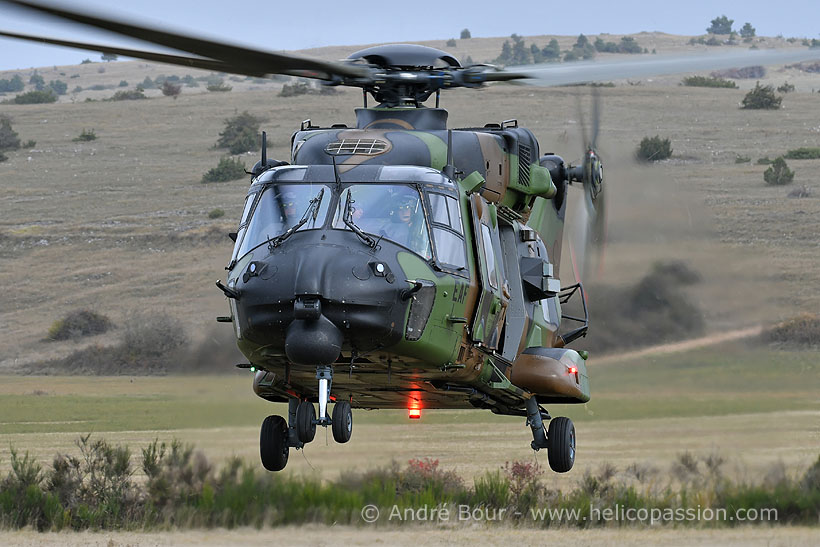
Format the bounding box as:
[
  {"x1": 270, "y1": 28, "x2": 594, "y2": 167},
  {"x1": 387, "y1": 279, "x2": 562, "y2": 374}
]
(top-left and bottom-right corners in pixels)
[
  {"x1": 206, "y1": 81, "x2": 232, "y2": 92},
  {"x1": 777, "y1": 82, "x2": 795, "y2": 93},
  {"x1": 763, "y1": 157, "x2": 794, "y2": 185},
  {"x1": 118, "y1": 80, "x2": 128, "y2": 87},
  {"x1": 29, "y1": 72, "x2": 45, "y2": 89},
  {"x1": 72, "y1": 128, "x2": 97, "y2": 142},
  {"x1": 47, "y1": 309, "x2": 113, "y2": 341},
  {"x1": 12, "y1": 89, "x2": 57, "y2": 104},
  {"x1": 681, "y1": 75, "x2": 737, "y2": 88},
  {"x1": 460, "y1": 28, "x2": 471, "y2": 39},
  {"x1": 636, "y1": 135, "x2": 672, "y2": 162},
  {"x1": 47, "y1": 80, "x2": 67, "y2": 95},
  {"x1": 762, "y1": 313, "x2": 820, "y2": 347},
  {"x1": 0, "y1": 74, "x2": 25, "y2": 92},
  {"x1": 0, "y1": 151, "x2": 7, "y2": 163},
  {"x1": 756, "y1": 156, "x2": 773, "y2": 165},
  {"x1": 208, "y1": 208, "x2": 225, "y2": 219},
  {"x1": 734, "y1": 155, "x2": 750, "y2": 163},
  {"x1": 741, "y1": 82, "x2": 781, "y2": 109},
  {"x1": 161, "y1": 81, "x2": 182, "y2": 98},
  {"x1": 216, "y1": 111, "x2": 260, "y2": 154},
  {"x1": 202, "y1": 157, "x2": 246, "y2": 183},
  {"x1": 784, "y1": 147, "x2": 820, "y2": 159},
  {"x1": 141, "y1": 76, "x2": 155, "y2": 89},
  {"x1": 0, "y1": 115, "x2": 21, "y2": 151},
  {"x1": 106, "y1": 89, "x2": 146, "y2": 101},
  {"x1": 445, "y1": 38, "x2": 456, "y2": 48},
  {"x1": 712, "y1": 66, "x2": 765, "y2": 79},
  {"x1": 739, "y1": 22, "x2": 755, "y2": 39}
]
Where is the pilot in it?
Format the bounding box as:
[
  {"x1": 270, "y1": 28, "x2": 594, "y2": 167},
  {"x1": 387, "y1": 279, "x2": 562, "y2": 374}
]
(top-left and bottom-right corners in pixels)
[
  {"x1": 381, "y1": 194, "x2": 418, "y2": 248},
  {"x1": 278, "y1": 190, "x2": 298, "y2": 224}
]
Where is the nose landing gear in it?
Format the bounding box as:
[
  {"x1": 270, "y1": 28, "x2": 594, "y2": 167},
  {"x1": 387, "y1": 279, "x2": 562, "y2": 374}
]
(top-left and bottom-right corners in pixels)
[{"x1": 259, "y1": 365, "x2": 354, "y2": 471}]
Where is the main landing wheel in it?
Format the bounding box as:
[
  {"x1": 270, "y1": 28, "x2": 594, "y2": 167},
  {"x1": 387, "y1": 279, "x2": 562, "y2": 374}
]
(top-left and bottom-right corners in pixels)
[
  {"x1": 547, "y1": 416, "x2": 576, "y2": 473},
  {"x1": 332, "y1": 401, "x2": 353, "y2": 444},
  {"x1": 260, "y1": 415, "x2": 289, "y2": 472},
  {"x1": 296, "y1": 401, "x2": 316, "y2": 443}
]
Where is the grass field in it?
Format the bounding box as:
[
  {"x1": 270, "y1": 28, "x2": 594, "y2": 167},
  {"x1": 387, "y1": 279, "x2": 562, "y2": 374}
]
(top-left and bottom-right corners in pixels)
[{"x1": 2, "y1": 342, "x2": 817, "y2": 491}]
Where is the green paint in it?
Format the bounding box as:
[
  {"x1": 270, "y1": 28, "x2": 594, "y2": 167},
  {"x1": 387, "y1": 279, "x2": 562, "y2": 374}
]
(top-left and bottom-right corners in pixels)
[
  {"x1": 405, "y1": 131, "x2": 448, "y2": 170},
  {"x1": 460, "y1": 171, "x2": 485, "y2": 193}
]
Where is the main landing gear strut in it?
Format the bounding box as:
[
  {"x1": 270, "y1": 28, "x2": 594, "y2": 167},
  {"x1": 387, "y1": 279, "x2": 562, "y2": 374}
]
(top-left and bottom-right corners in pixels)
[
  {"x1": 526, "y1": 396, "x2": 576, "y2": 473},
  {"x1": 260, "y1": 366, "x2": 352, "y2": 472}
]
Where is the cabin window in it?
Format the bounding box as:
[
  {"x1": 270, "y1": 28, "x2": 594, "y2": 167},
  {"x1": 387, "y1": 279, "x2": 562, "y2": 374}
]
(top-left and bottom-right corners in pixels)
[
  {"x1": 480, "y1": 223, "x2": 498, "y2": 289},
  {"x1": 332, "y1": 184, "x2": 432, "y2": 260},
  {"x1": 236, "y1": 183, "x2": 330, "y2": 259}
]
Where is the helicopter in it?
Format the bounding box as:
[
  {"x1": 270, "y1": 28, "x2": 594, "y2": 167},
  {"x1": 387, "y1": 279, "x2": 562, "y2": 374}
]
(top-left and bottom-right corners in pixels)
[{"x1": 4, "y1": 0, "x2": 819, "y2": 474}]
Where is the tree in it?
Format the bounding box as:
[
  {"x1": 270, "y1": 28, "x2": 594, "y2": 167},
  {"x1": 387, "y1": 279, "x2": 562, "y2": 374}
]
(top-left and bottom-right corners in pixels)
[
  {"x1": 29, "y1": 72, "x2": 45, "y2": 90},
  {"x1": 216, "y1": 111, "x2": 260, "y2": 154},
  {"x1": 101, "y1": 53, "x2": 118, "y2": 62},
  {"x1": 0, "y1": 115, "x2": 21, "y2": 151},
  {"x1": 0, "y1": 74, "x2": 24, "y2": 92},
  {"x1": 707, "y1": 15, "x2": 734, "y2": 35},
  {"x1": 763, "y1": 157, "x2": 794, "y2": 185},
  {"x1": 740, "y1": 22, "x2": 756, "y2": 39},
  {"x1": 460, "y1": 28, "x2": 471, "y2": 40},
  {"x1": 161, "y1": 81, "x2": 182, "y2": 98},
  {"x1": 741, "y1": 82, "x2": 781, "y2": 109},
  {"x1": 541, "y1": 39, "x2": 561, "y2": 60}
]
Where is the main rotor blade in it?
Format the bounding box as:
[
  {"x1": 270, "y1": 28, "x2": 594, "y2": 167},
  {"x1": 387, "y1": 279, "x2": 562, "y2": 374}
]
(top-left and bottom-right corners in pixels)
[
  {"x1": 515, "y1": 48, "x2": 820, "y2": 86},
  {"x1": 0, "y1": 30, "x2": 248, "y2": 75},
  {"x1": 1, "y1": 0, "x2": 370, "y2": 80}
]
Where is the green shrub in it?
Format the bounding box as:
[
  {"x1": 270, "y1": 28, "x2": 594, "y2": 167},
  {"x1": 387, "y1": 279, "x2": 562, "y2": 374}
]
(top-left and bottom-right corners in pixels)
[
  {"x1": 783, "y1": 147, "x2": 820, "y2": 159},
  {"x1": 141, "y1": 76, "x2": 155, "y2": 89},
  {"x1": 0, "y1": 115, "x2": 21, "y2": 151},
  {"x1": 0, "y1": 74, "x2": 24, "y2": 92},
  {"x1": 12, "y1": 89, "x2": 57, "y2": 104},
  {"x1": 161, "y1": 81, "x2": 182, "y2": 98},
  {"x1": 446, "y1": 38, "x2": 457, "y2": 47},
  {"x1": 72, "y1": 128, "x2": 97, "y2": 142},
  {"x1": 47, "y1": 80, "x2": 67, "y2": 95},
  {"x1": 207, "y1": 208, "x2": 225, "y2": 219},
  {"x1": 763, "y1": 157, "x2": 794, "y2": 185},
  {"x1": 756, "y1": 156, "x2": 774, "y2": 165},
  {"x1": 636, "y1": 135, "x2": 672, "y2": 162},
  {"x1": 47, "y1": 309, "x2": 113, "y2": 341},
  {"x1": 777, "y1": 82, "x2": 795, "y2": 93},
  {"x1": 118, "y1": 80, "x2": 128, "y2": 87},
  {"x1": 202, "y1": 157, "x2": 246, "y2": 183},
  {"x1": 742, "y1": 82, "x2": 781, "y2": 109},
  {"x1": 106, "y1": 89, "x2": 146, "y2": 101},
  {"x1": 206, "y1": 81, "x2": 232, "y2": 92},
  {"x1": 216, "y1": 111, "x2": 260, "y2": 154},
  {"x1": 681, "y1": 75, "x2": 737, "y2": 88},
  {"x1": 734, "y1": 155, "x2": 751, "y2": 163},
  {"x1": 460, "y1": 28, "x2": 471, "y2": 39},
  {"x1": 21, "y1": 140, "x2": 35, "y2": 148},
  {"x1": 0, "y1": 151, "x2": 7, "y2": 163}
]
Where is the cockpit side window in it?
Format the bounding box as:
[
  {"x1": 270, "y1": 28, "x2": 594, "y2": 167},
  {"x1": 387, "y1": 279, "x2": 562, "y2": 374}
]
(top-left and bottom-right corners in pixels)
[
  {"x1": 427, "y1": 192, "x2": 467, "y2": 272},
  {"x1": 236, "y1": 183, "x2": 330, "y2": 259}
]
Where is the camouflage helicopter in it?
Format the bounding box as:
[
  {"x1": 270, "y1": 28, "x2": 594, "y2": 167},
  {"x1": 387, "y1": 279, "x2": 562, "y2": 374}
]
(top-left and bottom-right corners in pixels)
[{"x1": 4, "y1": 0, "x2": 819, "y2": 474}]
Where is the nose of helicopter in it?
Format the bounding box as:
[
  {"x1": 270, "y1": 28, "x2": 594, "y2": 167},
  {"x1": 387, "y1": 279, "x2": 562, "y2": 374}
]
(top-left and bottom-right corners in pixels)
[{"x1": 233, "y1": 232, "x2": 410, "y2": 362}]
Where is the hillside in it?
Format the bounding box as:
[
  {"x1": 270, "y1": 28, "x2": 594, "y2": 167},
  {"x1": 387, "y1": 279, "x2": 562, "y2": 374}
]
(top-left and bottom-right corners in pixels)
[{"x1": 1, "y1": 33, "x2": 819, "y2": 371}]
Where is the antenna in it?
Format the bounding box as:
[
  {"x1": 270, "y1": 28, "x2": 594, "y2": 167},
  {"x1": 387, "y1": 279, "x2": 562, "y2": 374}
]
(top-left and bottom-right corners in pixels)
[
  {"x1": 261, "y1": 131, "x2": 267, "y2": 166},
  {"x1": 331, "y1": 155, "x2": 341, "y2": 188},
  {"x1": 443, "y1": 129, "x2": 455, "y2": 180}
]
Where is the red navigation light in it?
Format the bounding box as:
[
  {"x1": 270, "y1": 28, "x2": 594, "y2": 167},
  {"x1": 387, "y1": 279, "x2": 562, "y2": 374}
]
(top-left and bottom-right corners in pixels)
[
  {"x1": 408, "y1": 408, "x2": 422, "y2": 419},
  {"x1": 568, "y1": 366, "x2": 578, "y2": 374}
]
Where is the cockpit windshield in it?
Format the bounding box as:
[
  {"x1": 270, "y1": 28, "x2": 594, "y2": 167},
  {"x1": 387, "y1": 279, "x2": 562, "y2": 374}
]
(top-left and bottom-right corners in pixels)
[
  {"x1": 333, "y1": 184, "x2": 432, "y2": 260},
  {"x1": 237, "y1": 183, "x2": 330, "y2": 258}
]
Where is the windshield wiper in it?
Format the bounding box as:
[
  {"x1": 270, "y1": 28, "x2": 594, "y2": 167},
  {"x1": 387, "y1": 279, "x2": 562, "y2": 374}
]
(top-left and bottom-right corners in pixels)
[
  {"x1": 342, "y1": 191, "x2": 377, "y2": 248},
  {"x1": 267, "y1": 187, "x2": 324, "y2": 250}
]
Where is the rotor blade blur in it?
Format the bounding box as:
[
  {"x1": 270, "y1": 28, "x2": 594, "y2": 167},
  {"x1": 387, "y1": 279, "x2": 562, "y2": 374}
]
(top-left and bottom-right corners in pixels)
[
  {"x1": 0, "y1": 30, "x2": 246, "y2": 75},
  {"x1": 515, "y1": 49, "x2": 820, "y2": 86},
  {"x1": 1, "y1": 0, "x2": 370, "y2": 80},
  {"x1": 590, "y1": 86, "x2": 600, "y2": 150}
]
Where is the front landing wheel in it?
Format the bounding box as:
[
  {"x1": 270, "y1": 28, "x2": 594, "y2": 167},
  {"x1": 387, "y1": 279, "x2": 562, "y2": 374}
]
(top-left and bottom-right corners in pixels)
[
  {"x1": 332, "y1": 401, "x2": 352, "y2": 443},
  {"x1": 547, "y1": 417, "x2": 576, "y2": 473},
  {"x1": 260, "y1": 415, "x2": 289, "y2": 471}
]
